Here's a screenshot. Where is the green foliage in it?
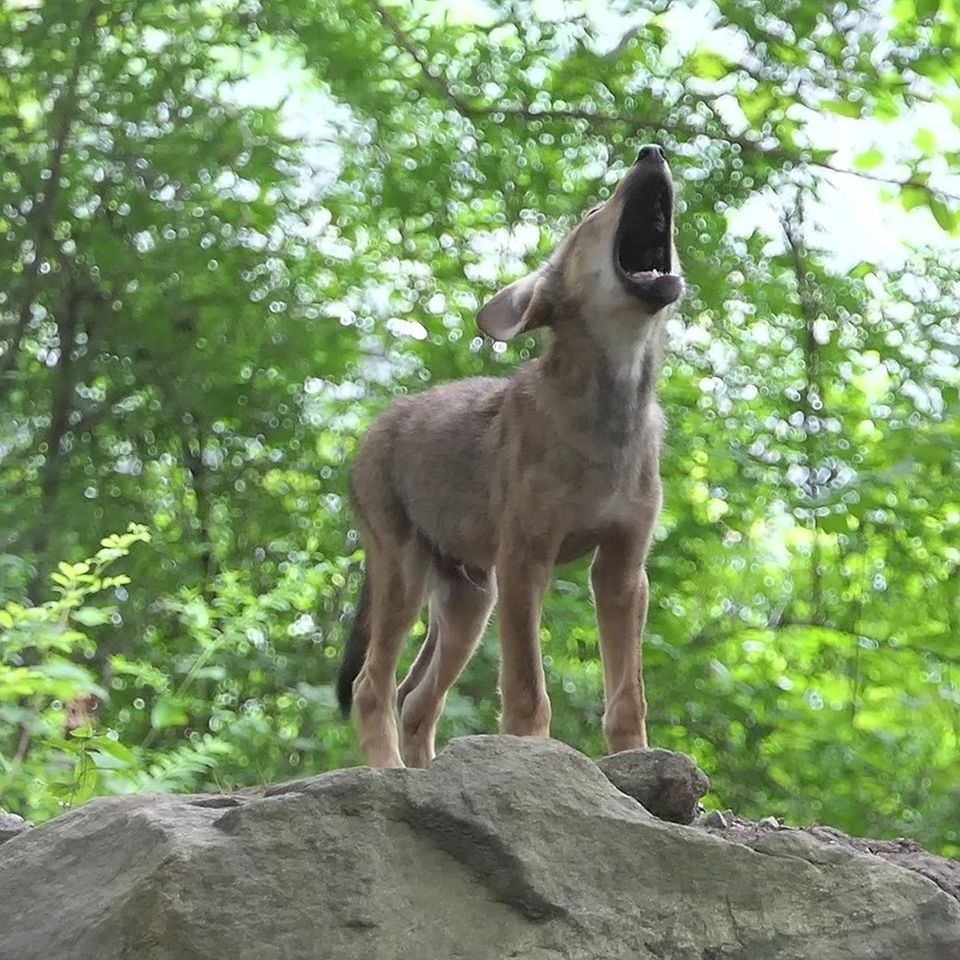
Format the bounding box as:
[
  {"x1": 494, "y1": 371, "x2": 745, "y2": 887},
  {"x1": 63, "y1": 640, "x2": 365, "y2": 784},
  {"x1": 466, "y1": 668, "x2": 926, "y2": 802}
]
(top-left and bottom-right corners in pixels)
[
  {"x1": 1, "y1": 0, "x2": 958, "y2": 855},
  {"x1": 0, "y1": 525, "x2": 362, "y2": 818},
  {"x1": 0, "y1": 526, "x2": 149, "y2": 815}
]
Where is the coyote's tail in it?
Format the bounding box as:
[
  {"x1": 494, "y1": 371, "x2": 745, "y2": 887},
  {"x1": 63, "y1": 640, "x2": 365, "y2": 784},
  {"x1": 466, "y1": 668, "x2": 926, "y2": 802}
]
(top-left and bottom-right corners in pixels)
[{"x1": 336, "y1": 573, "x2": 371, "y2": 717}]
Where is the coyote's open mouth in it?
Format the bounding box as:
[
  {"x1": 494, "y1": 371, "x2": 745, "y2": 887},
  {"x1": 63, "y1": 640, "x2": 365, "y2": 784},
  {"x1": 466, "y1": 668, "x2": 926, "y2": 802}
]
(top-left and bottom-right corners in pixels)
[{"x1": 614, "y1": 163, "x2": 683, "y2": 308}]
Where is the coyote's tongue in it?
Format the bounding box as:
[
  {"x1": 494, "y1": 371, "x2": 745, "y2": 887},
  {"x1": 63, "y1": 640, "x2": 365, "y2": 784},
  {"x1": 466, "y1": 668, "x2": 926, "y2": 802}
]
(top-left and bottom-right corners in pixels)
[{"x1": 624, "y1": 270, "x2": 684, "y2": 307}]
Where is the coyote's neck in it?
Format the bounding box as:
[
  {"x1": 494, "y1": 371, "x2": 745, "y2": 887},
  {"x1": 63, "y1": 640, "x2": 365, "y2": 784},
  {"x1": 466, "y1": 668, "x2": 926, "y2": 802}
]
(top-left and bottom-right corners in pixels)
[
  {"x1": 525, "y1": 316, "x2": 663, "y2": 461},
  {"x1": 542, "y1": 313, "x2": 663, "y2": 415}
]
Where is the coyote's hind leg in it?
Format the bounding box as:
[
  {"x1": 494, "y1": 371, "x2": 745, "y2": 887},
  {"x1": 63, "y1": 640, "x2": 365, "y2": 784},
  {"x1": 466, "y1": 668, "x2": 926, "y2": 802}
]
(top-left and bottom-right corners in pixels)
[
  {"x1": 352, "y1": 537, "x2": 429, "y2": 768},
  {"x1": 399, "y1": 567, "x2": 495, "y2": 768},
  {"x1": 396, "y1": 620, "x2": 438, "y2": 717}
]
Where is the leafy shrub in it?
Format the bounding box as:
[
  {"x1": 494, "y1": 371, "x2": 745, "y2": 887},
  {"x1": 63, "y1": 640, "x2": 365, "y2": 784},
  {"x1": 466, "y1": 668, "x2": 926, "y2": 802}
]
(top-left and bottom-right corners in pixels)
[
  {"x1": 1, "y1": 526, "x2": 150, "y2": 817},
  {"x1": 1, "y1": 527, "x2": 367, "y2": 821}
]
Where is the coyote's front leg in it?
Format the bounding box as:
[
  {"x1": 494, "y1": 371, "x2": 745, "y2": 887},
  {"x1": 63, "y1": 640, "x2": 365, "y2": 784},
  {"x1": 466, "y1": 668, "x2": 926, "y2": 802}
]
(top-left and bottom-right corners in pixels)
[
  {"x1": 496, "y1": 540, "x2": 553, "y2": 738},
  {"x1": 591, "y1": 529, "x2": 654, "y2": 752}
]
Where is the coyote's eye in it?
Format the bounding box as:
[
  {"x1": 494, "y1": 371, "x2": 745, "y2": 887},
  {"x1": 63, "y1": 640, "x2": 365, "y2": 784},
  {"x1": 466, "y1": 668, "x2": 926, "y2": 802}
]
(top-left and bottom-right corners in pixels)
[{"x1": 585, "y1": 204, "x2": 602, "y2": 218}]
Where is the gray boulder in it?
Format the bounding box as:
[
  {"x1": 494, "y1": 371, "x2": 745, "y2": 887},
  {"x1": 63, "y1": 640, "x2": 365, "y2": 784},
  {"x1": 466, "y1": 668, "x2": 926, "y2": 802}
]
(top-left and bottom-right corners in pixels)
[
  {"x1": 0, "y1": 812, "x2": 30, "y2": 845},
  {"x1": 1, "y1": 735, "x2": 957, "y2": 960},
  {"x1": 596, "y1": 746, "x2": 709, "y2": 823}
]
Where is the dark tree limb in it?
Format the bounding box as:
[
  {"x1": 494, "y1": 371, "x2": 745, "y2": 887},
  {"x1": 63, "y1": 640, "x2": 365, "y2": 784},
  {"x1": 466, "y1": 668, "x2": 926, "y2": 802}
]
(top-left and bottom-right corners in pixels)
[
  {"x1": 0, "y1": 1, "x2": 101, "y2": 402},
  {"x1": 781, "y1": 202, "x2": 825, "y2": 617}
]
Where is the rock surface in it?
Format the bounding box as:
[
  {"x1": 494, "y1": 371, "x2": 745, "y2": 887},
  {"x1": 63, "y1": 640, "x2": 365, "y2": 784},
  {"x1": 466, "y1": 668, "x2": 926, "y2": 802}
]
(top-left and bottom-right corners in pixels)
[
  {"x1": 0, "y1": 812, "x2": 30, "y2": 845},
  {"x1": 596, "y1": 746, "x2": 709, "y2": 823},
  {"x1": 1, "y1": 736, "x2": 958, "y2": 960},
  {"x1": 698, "y1": 811, "x2": 960, "y2": 905}
]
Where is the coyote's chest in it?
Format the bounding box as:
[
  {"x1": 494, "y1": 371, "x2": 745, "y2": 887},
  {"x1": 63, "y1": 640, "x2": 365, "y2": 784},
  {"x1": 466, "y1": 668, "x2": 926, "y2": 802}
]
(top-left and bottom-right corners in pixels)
[{"x1": 549, "y1": 457, "x2": 658, "y2": 564}]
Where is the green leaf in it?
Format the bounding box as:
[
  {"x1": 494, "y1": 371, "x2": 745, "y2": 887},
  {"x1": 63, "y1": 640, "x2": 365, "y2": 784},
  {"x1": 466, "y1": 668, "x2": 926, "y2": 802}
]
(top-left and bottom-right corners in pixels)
[
  {"x1": 819, "y1": 512, "x2": 850, "y2": 534},
  {"x1": 45, "y1": 736, "x2": 84, "y2": 755},
  {"x1": 913, "y1": 127, "x2": 936, "y2": 155},
  {"x1": 891, "y1": 0, "x2": 916, "y2": 21},
  {"x1": 821, "y1": 99, "x2": 861, "y2": 118},
  {"x1": 72, "y1": 606, "x2": 113, "y2": 627},
  {"x1": 89, "y1": 748, "x2": 134, "y2": 771},
  {"x1": 928, "y1": 197, "x2": 957, "y2": 232},
  {"x1": 901, "y1": 185, "x2": 928, "y2": 210},
  {"x1": 150, "y1": 696, "x2": 190, "y2": 730},
  {"x1": 874, "y1": 91, "x2": 902, "y2": 121},
  {"x1": 690, "y1": 49, "x2": 735, "y2": 81},
  {"x1": 853, "y1": 148, "x2": 885, "y2": 171},
  {"x1": 87, "y1": 735, "x2": 135, "y2": 764},
  {"x1": 70, "y1": 756, "x2": 99, "y2": 807}
]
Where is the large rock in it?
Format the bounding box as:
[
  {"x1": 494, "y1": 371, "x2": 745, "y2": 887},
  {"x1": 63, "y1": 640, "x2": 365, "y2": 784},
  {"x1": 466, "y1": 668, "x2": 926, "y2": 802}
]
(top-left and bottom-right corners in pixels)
[
  {"x1": 597, "y1": 746, "x2": 709, "y2": 823},
  {"x1": 1, "y1": 736, "x2": 957, "y2": 960},
  {"x1": 0, "y1": 812, "x2": 30, "y2": 845}
]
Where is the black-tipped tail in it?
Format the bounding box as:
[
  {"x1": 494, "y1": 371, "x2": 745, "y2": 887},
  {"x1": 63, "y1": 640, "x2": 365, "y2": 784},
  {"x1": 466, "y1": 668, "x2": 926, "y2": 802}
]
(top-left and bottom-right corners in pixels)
[{"x1": 336, "y1": 574, "x2": 371, "y2": 717}]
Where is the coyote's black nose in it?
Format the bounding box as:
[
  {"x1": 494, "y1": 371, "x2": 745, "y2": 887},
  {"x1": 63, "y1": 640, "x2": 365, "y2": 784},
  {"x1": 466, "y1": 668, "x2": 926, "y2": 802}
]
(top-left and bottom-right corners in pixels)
[{"x1": 636, "y1": 144, "x2": 666, "y2": 165}]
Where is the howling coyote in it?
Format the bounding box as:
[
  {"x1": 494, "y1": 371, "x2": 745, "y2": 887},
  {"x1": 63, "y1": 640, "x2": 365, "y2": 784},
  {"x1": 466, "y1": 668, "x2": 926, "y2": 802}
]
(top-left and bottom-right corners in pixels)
[{"x1": 338, "y1": 145, "x2": 683, "y2": 768}]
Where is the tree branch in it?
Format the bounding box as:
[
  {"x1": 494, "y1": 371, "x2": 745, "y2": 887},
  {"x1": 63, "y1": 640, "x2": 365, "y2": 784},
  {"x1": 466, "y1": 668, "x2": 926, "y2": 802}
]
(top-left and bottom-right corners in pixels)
[
  {"x1": 369, "y1": 0, "x2": 472, "y2": 114},
  {"x1": 781, "y1": 202, "x2": 824, "y2": 615},
  {"x1": 0, "y1": 1, "x2": 102, "y2": 400},
  {"x1": 366, "y1": 1, "x2": 960, "y2": 206}
]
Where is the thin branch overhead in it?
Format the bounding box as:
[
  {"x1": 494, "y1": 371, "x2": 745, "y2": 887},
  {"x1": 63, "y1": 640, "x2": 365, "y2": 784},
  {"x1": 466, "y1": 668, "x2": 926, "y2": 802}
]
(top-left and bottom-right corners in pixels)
[{"x1": 367, "y1": 0, "x2": 960, "y2": 207}]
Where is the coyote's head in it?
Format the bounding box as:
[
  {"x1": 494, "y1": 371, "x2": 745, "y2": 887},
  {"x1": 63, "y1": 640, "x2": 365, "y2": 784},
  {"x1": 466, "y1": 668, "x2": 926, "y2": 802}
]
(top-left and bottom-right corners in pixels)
[{"x1": 478, "y1": 145, "x2": 683, "y2": 342}]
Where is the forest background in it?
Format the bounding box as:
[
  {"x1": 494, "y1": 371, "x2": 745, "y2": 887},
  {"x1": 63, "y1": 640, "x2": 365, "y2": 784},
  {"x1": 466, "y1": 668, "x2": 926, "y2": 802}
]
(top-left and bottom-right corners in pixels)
[{"x1": 1, "y1": 0, "x2": 958, "y2": 855}]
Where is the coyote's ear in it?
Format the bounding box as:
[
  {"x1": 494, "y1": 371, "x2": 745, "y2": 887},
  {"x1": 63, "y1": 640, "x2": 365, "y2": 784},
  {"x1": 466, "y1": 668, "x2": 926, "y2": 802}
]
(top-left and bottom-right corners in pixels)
[{"x1": 477, "y1": 272, "x2": 550, "y2": 342}]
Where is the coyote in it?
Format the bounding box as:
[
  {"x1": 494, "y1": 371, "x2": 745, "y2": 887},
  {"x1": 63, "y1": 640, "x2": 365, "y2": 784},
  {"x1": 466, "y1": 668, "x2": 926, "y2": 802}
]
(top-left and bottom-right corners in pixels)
[{"x1": 337, "y1": 145, "x2": 683, "y2": 768}]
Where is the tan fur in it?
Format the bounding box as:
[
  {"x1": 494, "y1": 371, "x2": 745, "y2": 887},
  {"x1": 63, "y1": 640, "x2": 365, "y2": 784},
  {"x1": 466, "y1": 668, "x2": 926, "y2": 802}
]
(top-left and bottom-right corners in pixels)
[{"x1": 343, "y1": 148, "x2": 682, "y2": 768}]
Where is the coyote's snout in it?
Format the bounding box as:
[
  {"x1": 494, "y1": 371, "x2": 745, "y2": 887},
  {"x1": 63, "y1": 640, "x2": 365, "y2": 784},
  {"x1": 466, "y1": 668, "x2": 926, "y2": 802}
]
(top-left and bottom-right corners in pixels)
[{"x1": 338, "y1": 145, "x2": 683, "y2": 768}]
